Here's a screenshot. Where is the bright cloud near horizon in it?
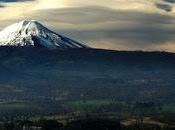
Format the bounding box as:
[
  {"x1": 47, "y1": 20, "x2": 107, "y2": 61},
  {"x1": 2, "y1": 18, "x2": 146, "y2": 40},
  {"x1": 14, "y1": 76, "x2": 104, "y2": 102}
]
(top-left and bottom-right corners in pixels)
[{"x1": 0, "y1": 0, "x2": 175, "y2": 52}]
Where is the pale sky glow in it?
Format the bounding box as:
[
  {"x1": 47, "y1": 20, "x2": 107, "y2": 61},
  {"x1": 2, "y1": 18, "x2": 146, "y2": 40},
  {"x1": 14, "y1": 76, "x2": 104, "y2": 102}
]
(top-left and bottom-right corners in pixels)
[
  {"x1": 0, "y1": 2, "x2": 33, "y2": 20},
  {"x1": 33, "y1": 0, "x2": 66, "y2": 10},
  {"x1": 1, "y1": 0, "x2": 174, "y2": 20},
  {"x1": 0, "y1": 0, "x2": 175, "y2": 51}
]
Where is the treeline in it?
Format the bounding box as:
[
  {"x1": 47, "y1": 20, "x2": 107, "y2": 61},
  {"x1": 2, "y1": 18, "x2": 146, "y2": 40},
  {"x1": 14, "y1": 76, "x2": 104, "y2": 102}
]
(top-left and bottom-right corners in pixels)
[{"x1": 0, "y1": 116, "x2": 175, "y2": 130}]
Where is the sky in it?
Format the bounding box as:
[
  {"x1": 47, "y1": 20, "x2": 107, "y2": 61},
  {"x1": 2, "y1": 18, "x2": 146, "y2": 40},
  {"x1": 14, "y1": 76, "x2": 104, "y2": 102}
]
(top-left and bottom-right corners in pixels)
[{"x1": 0, "y1": 0, "x2": 175, "y2": 51}]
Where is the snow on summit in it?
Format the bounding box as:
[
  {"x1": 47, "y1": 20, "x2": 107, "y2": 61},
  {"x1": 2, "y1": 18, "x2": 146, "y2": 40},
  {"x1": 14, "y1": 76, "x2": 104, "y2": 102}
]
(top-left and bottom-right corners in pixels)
[{"x1": 0, "y1": 20, "x2": 88, "y2": 49}]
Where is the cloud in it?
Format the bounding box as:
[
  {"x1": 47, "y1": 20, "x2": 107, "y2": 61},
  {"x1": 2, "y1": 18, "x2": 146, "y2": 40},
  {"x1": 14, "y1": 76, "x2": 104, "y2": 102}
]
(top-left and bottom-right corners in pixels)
[
  {"x1": 33, "y1": 0, "x2": 65, "y2": 10},
  {"x1": 28, "y1": 6, "x2": 175, "y2": 25},
  {"x1": 163, "y1": 0, "x2": 175, "y2": 3},
  {"x1": 0, "y1": 4, "x2": 4, "y2": 7},
  {"x1": 0, "y1": 0, "x2": 173, "y2": 21},
  {"x1": 0, "y1": 0, "x2": 34, "y2": 2},
  {"x1": 155, "y1": 3, "x2": 173, "y2": 12},
  {"x1": 15, "y1": 6, "x2": 174, "y2": 51},
  {"x1": 0, "y1": 0, "x2": 35, "y2": 20}
]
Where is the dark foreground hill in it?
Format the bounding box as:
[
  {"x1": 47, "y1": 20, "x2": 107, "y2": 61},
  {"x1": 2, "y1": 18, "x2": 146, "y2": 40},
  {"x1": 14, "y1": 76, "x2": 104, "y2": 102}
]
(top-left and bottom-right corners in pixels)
[{"x1": 0, "y1": 47, "x2": 175, "y2": 117}]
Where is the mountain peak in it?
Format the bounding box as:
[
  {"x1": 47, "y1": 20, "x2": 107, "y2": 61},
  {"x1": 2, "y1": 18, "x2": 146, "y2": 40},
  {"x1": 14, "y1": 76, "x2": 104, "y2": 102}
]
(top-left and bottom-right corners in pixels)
[
  {"x1": 19, "y1": 20, "x2": 47, "y2": 30},
  {"x1": 0, "y1": 20, "x2": 89, "y2": 49},
  {"x1": 20, "y1": 20, "x2": 38, "y2": 25}
]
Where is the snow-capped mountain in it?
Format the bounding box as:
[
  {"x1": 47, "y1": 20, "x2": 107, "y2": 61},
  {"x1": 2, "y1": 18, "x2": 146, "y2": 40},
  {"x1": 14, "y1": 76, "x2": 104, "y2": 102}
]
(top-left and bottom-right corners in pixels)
[{"x1": 0, "y1": 20, "x2": 88, "y2": 49}]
